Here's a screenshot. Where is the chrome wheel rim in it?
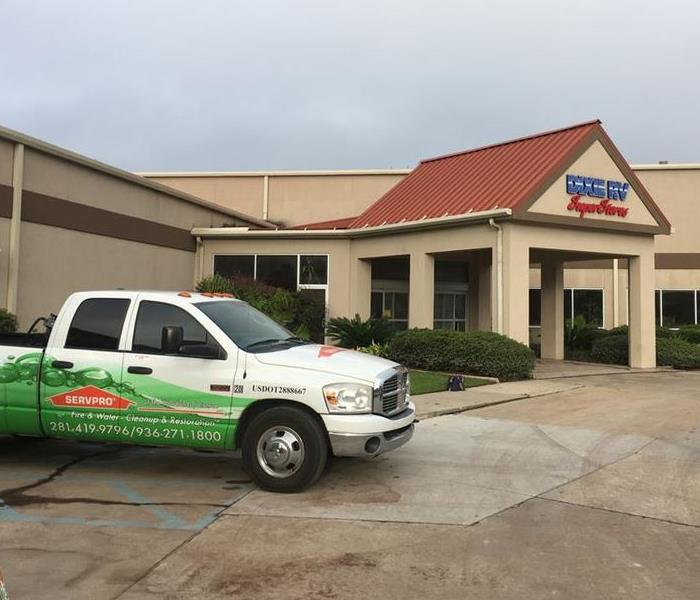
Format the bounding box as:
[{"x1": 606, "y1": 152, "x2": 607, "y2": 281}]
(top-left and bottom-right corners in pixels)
[{"x1": 256, "y1": 426, "x2": 305, "y2": 479}]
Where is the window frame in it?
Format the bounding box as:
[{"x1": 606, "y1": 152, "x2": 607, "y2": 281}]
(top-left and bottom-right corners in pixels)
[
  {"x1": 656, "y1": 289, "x2": 698, "y2": 329},
  {"x1": 213, "y1": 252, "x2": 330, "y2": 324},
  {"x1": 370, "y1": 289, "x2": 409, "y2": 330},
  {"x1": 129, "y1": 300, "x2": 227, "y2": 360},
  {"x1": 433, "y1": 291, "x2": 468, "y2": 331},
  {"x1": 527, "y1": 287, "x2": 605, "y2": 329},
  {"x1": 64, "y1": 297, "x2": 131, "y2": 352}
]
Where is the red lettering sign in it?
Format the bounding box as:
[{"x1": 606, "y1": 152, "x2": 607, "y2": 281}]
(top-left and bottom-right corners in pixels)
[
  {"x1": 566, "y1": 195, "x2": 629, "y2": 219},
  {"x1": 48, "y1": 385, "x2": 134, "y2": 410}
]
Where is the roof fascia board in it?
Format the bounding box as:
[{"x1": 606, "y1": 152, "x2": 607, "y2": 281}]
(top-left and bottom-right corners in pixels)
[
  {"x1": 192, "y1": 208, "x2": 512, "y2": 239},
  {"x1": 0, "y1": 124, "x2": 275, "y2": 229},
  {"x1": 139, "y1": 169, "x2": 413, "y2": 178},
  {"x1": 513, "y1": 125, "x2": 671, "y2": 235},
  {"x1": 596, "y1": 127, "x2": 672, "y2": 233},
  {"x1": 632, "y1": 163, "x2": 700, "y2": 171}
]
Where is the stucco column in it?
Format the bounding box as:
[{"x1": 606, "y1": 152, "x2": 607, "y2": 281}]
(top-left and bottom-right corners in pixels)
[
  {"x1": 540, "y1": 259, "x2": 565, "y2": 359},
  {"x1": 409, "y1": 252, "x2": 434, "y2": 329},
  {"x1": 628, "y1": 247, "x2": 656, "y2": 368},
  {"x1": 349, "y1": 258, "x2": 372, "y2": 320},
  {"x1": 501, "y1": 226, "x2": 529, "y2": 345},
  {"x1": 6, "y1": 143, "x2": 24, "y2": 314},
  {"x1": 468, "y1": 251, "x2": 492, "y2": 331}
]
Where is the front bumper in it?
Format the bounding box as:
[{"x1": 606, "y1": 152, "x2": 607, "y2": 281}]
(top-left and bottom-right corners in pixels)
[{"x1": 328, "y1": 421, "x2": 415, "y2": 457}]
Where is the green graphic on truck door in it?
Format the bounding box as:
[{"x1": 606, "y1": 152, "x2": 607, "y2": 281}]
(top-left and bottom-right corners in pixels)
[{"x1": 0, "y1": 351, "x2": 253, "y2": 450}]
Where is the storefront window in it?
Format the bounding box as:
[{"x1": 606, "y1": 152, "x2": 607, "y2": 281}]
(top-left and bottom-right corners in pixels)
[
  {"x1": 434, "y1": 292, "x2": 467, "y2": 331},
  {"x1": 299, "y1": 255, "x2": 328, "y2": 285},
  {"x1": 213, "y1": 255, "x2": 254, "y2": 280},
  {"x1": 371, "y1": 290, "x2": 408, "y2": 330},
  {"x1": 573, "y1": 289, "x2": 604, "y2": 327},
  {"x1": 530, "y1": 288, "x2": 603, "y2": 328},
  {"x1": 255, "y1": 255, "x2": 297, "y2": 290},
  {"x1": 658, "y1": 290, "x2": 696, "y2": 328},
  {"x1": 212, "y1": 254, "x2": 329, "y2": 320}
]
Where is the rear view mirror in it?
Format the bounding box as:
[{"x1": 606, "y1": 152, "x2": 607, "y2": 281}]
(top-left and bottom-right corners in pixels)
[{"x1": 161, "y1": 325, "x2": 184, "y2": 354}]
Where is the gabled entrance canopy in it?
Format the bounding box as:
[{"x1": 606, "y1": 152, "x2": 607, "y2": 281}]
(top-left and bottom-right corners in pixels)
[{"x1": 349, "y1": 120, "x2": 671, "y2": 235}]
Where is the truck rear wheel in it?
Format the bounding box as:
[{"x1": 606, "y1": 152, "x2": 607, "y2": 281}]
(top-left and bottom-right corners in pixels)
[{"x1": 241, "y1": 405, "x2": 328, "y2": 493}]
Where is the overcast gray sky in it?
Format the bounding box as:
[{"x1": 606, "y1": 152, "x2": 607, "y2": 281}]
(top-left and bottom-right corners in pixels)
[{"x1": 1, "y1": 0, "x2": 699, "y2": 171}]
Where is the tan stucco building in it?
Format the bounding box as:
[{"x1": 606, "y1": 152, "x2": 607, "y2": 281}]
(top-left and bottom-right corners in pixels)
[
  {"x1": 3, "y1": 119, "x2": 696, "y2": 370},
  {"x1": 145, "y1": 120, "x2": 688, "y2": 369},
  {"x1": 0, "y1": 125, "x2": 272, "y2": 327}
]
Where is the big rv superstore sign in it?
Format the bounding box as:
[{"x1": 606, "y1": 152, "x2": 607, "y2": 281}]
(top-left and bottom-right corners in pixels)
[{"x1": 566, "y1": 174, "x2": 630, "y2": 219}]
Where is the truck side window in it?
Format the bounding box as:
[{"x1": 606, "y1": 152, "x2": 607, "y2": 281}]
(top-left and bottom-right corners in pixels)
[
  {"x1": 132, "y1": 301, "x2": 223, "y2": 358},
  {"x1": 65, "y1": 298, "x2": 130, "y2": 351}
]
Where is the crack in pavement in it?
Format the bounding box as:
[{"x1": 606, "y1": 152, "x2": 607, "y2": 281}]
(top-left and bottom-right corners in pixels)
[
  {"x1": 0, "y1": 450, "x2": 115, "y2": 508},
  {"x1": 539, "y1": 496, "x2": 700, "y2": 531},
  {"x1": 0, "y1": 448, "x2": 245, "y2": 509}
]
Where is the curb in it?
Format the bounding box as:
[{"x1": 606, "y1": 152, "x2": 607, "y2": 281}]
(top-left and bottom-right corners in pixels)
[{"x1": 416, "y1": 384, "x2": 587, "y2": 420}]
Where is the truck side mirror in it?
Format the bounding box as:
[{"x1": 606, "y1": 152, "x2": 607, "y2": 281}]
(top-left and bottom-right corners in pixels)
[{"x1": 161, "y1": 325, "x2": 184, "y2": 354}]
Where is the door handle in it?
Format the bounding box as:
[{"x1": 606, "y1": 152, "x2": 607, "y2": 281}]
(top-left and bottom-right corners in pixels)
[
  {"x1": 52, "y1": 360, "x2": 74, "y2": 370},
  {"x1": 127, "y1": 366, "x2": 153, "y2": 375}
]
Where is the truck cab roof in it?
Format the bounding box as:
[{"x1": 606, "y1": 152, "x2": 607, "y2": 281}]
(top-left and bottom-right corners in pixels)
[{"x1": 66, "y1": 290, "x2": 241, "y2": 306}]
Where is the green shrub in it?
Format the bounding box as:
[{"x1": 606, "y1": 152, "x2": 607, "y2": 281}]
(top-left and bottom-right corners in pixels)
[
  {"x1": 195, "y1": 275, "x2": 325, "y2": 342},
  {"x1": 356, "y1": 342, "x2": 390, "y2": 358},
  {"x1": 591, "y1": 334, "x2": 628, "y2": 365},
  {"x1": 387, "y1": 328, "x2": 535, "y2": 381},
  {"x1": 656, "y1": 337, "x2": 700, "y2": 369},
  {"x1": 607, "y1": 325, "x2": 629, "y2": 336},
  {"x1": 592, "y1": 334, "x2": 700, "y2": 369},
  {"x1": 196, "y1": 274, "x2": 236, "y2": 295},
  {"x1": 656, "y1": 326, "x2": 676, "y2": 339},
  {"x1": 0, "y1": 309, "x2": 17, "y2": 334},
  {"x1": 677, "y1": 324, "x2": 700, "y2": 344},
  {"x1": 326, "y1": 314, "x2": 394, "y2": 349}
]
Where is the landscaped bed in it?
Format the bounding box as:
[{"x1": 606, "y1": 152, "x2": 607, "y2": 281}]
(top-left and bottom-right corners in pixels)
[{"x1": 409, "y1": 369, "x2": 491, "y2": 395}]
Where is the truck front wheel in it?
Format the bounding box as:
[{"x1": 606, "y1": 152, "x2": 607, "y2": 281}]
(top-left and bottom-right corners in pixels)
[{"x1": 241, "y1": 405, "x2": 328, "y2": 493}]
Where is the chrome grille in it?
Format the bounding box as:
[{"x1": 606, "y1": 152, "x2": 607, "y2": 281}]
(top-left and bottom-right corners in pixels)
[{"x1": 375, "y1": 368, "x2": 409, "y2": 416}]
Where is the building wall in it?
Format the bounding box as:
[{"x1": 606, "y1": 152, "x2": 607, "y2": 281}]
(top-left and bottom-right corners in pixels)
[
  {"x1": 23, "y1": 150, "x2": 239, "y2": 231},
  {"x1": 1, "y1": 133, "x2": 262, "y2": 326},
  {"x1": 636, "y1": 168, "x2": 700, "y2": 255},
  {"x1": 151, "y1": 176, "x2": 265, "y2": 223},
  {"x1": 16, "y1": 223, "x2": 196, "y2": 325},
  {"x1": 267, "y1": 174, "x2": 407, "y2": 226},
  {"x1": 0, "y1": 139, "x2": 13, "y2": 186},
  {"x1": 146, "y1": 172, "x2": 408, "y2": 227}
]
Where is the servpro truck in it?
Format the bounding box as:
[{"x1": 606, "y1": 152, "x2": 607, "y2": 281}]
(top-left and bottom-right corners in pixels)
[{"x1": 0, "y1": 291, "x2": 415, "y2": 492}]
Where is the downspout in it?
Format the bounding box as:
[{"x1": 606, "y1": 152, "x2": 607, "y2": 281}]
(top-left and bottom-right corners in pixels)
[
  {"x1": 612, "y1": 258, "x2": 619, "y2": 327},
  {"x1": 262, "y1": 175, "x2": 269, "y2": 220},
  {"x1": 6, "y1": 143, "x2": 24, "y2": 314},
  {"x1": 488, "y1": 218, "x2": 503, "y2": 334}
]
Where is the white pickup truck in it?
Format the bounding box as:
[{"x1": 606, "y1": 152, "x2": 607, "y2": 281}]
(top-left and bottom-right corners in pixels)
[{"x1": 0, "y1": 291, "x2": 415, "y2": 492}]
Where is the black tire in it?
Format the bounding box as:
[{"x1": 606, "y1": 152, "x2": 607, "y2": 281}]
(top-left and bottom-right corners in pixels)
[{"x1": 241, "y1": 405, "x2": 328, "y2": 493}]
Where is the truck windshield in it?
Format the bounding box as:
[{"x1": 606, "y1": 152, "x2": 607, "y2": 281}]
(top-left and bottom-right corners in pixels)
[{"x1": 195, "y1": 301, "x2": 307, "y2": 352}]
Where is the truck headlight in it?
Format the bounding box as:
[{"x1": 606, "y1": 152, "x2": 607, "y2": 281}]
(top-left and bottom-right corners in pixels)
[{"x1": 323, "y1": 382, "x2": 373, "y2": 414}]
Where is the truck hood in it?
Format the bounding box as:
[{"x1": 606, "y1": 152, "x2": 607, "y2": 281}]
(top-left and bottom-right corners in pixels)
[{"x1": 253, "y1": 344, "x2": 398, "y2": 383}]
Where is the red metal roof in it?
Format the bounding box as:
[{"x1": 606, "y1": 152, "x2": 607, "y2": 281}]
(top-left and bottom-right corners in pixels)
[
  {"x1": 350, "y1": 120, "x2": 601, "y2": 228},
  {"x1": 289, "y1": 216, "x2": 357, "y2": 230}
]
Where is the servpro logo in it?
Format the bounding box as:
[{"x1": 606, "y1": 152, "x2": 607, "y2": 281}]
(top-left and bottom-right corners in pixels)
[{"x1": 48, "y1": 385, "x2": 134, "y2": 410}]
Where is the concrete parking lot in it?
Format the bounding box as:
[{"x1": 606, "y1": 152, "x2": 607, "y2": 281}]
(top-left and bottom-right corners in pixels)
[{"x1": 1, "y1": 369, "x2": 699, "y2": 599}]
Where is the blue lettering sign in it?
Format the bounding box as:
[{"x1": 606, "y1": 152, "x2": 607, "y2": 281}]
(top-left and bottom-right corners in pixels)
[{"x1": 566, "y1": 174, "x2": 629, "y2": 201}]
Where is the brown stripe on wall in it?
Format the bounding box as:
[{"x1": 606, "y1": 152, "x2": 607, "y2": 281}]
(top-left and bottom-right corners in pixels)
[
  {"x1": 655, "y1": 253, "x2": 700, "y2": 269},
  {"x1": 0, "y1": 184, "x2": 12, "y2": 218},
  {"x1": 21, "y1": 190, "x2": 196, "y2": 252}
]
